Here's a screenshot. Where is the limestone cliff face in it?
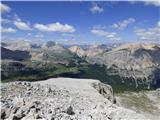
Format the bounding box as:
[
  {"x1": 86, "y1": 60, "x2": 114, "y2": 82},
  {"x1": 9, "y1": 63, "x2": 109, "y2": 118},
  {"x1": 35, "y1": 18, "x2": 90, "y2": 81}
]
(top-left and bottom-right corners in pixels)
[
  {"x1": 1, "y1": 78, "x2": 146, "y2": 120},
  {"x1": 69, "y1": 46, "x2": 86, "y2": 57},
  {"x1": 102, "y1": 43, "x2": 160, "y2": 70},
  {"x1": 69, "y1": 45, "x2": 106, "y2": 57},
  {"x1": 87, "y1": 43, "x2": 160, "y2": 87}
]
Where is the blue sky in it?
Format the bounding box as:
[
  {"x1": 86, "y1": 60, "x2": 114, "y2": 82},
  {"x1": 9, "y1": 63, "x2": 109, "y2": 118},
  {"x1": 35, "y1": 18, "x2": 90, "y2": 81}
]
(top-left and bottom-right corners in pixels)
[{"x1": 1, "y1": 1, "x2": 160, "y2": 45}]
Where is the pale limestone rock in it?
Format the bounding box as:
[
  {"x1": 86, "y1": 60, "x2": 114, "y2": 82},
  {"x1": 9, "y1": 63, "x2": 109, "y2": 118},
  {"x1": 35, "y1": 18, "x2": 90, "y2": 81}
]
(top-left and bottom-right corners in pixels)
[{"x1": 1, "y1": 78, "x2": 147, "y2": 120}]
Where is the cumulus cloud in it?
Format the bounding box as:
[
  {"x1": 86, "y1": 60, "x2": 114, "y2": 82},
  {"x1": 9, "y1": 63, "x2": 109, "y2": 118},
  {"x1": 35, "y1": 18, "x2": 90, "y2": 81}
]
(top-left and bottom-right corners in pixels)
[
  {"x1": 134, "y1": 21, "x2": 160, "y2": 41},
  {"x1": 90, "y1": 4, "x2": 104, "y2": 14},
  {"x1": 1, "y1": 27, "x2": 16, "y2": 33},
  {"x1": 14, "y1": 21, "x2": 32, "y2": 30},
  {"x1": 1, "y1": 3, "x2": 11, "y2": 13},
  {"x1": 112, "y1": 18, "x2": 135, "y2": 30},
  {"x1": 34, "y1": 22, "x2": 75, "y2": 33},
  {"x1": 1, "y1": 18, "x2": 12, "y2": 24},
  {"x1": 144, "y1": 0, "x2": 160, "y2": 7},
  {"x1": 91, "y1": 28, "x2": 120, "y2": 41}
]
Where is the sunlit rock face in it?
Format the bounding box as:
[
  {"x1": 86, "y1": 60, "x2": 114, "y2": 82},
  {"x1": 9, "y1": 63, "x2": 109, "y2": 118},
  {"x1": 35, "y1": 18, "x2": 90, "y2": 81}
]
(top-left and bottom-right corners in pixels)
[
  {"x1": 1, "y1": 78, "x2": 147, "y2": 120},
  {"x1": 69, "y1": 46, "x2": 86, "y2": 57},
  {"x1": 69, "y1": 45, "x2": 106, "y2": 57},
  {"x1": 87, "y1": 43, "x2": 160, "y2": 88}
]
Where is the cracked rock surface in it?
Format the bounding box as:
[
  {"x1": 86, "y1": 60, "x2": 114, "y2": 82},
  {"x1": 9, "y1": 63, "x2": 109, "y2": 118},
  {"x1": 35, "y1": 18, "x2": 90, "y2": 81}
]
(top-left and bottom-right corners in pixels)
[{"x1": 1, "y1": 78, "x2": 147, "y2": 120}]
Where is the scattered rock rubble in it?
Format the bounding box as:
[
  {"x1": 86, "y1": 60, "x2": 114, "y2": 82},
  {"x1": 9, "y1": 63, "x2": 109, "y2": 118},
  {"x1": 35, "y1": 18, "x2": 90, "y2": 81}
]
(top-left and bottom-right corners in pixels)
[{"x1": 1, "y1": 78, "x2": 147, "y2": 120}]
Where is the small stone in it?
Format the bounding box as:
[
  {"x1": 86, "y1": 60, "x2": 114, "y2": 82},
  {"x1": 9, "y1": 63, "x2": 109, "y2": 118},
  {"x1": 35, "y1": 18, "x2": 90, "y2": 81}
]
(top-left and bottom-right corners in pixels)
[
  {"x1": 1, "y1": 109, "x2": 6, "y2": 119},
  {"x1": 48, "y1": 109, "x2": 52, "y2": 114},
  {"x1": 26, "y1": 83, "x2": 31, "y2": 87},
  {"x1": 22, "y1": 82, "x2": 27, "y2": 86},
  {"x1": 26, "y1": 91, "x2": 31, "y2": 95},
  {"x1": 17, "y1": 82, "x2": 22, "y2": 85},
  {"x1": 13, "y1": 111, "x2": 25, "y2": 120},
  {"x1": 27, "y1": 87, "x2": 32, "y2": 91},
  {"x1": 35, "y1": 114, "x2": 42, "y2": 119},
  {"x1": 66, "y1": 106, "x2": 75, "y2": 115}
]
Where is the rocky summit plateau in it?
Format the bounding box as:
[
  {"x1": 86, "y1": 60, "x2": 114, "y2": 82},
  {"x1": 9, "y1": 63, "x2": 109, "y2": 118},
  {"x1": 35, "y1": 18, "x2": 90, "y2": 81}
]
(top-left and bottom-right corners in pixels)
[{"x1": 2, "y1": 78, "x2": 156, "y2": 120}]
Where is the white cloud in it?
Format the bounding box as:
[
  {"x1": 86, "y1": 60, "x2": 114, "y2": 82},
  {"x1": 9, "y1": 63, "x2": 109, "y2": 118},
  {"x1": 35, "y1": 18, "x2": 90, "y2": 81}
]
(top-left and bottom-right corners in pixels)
[
  {"x1": 129, "y1": 0, "x2": 160, "y2": 7},
  {"x1": 34, "y1": 22, "x2": 75, "y2": 33},
  {"x1": 90, "y1": 4, "x2": 104, "y2": 14},
  {"x1": 35, "y1": 34, "x2": 44, "y2": 38},
  {"x1": 91, "y1": 28, "x2": 120, "y2": 41},
  {"x1": 0, "y1": 3, "x2": 11, "y2": 13},
  {"x1": 112, "y1": 18, "x2": 135, "y2": 30},
  {"x1": 158, "y1": 21, "x2": 160, "y2": 27},
  {"x1": 14, "y1": 21, "x2": 32, "y2": 30},
  {"x1": 144, "y1": 0, "x2": 160, "y2": 7},
  {"x1": 1, "y1": 18, "x2": 12, "y2": 24},
  {"x1": 91, "y1": 29, "x2": 107, "y2": 36},
  {"x1": 134, "y1": 21, "x2": 160, "y2": 41},
  {"x1": 1, "y1": 27, "x2": 16, "y2": 33},
  {"x1": 61, "y1": 33, "x2": 76, "y2": 37},
  {"x1": 14, "y1": 14, "x2": 22, "y2": 22}
]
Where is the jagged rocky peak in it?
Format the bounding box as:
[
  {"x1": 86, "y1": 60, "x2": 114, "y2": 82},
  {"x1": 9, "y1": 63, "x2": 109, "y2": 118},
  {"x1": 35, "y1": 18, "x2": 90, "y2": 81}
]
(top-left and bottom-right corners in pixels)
[
  {"x1": 69, "y1": 45, "x2": 86, "y2": 57},
  {"x1": 42, "y1": 41, "x2": 66, "y2": 51},
  {"x1": 69, "y1": 44, "x2": 107, "y2": 57},
  {"x1": 42, "y1": 41, "x2": 56, "y2": 48}
]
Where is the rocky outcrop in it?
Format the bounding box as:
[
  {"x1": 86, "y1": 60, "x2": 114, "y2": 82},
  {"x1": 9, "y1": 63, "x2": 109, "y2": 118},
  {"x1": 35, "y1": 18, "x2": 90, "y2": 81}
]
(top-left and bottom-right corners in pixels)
[
  {"x1": 69, "y1": 46, "x2": 86, "y2": 57},
  {"x1": 1, "y1": 78, "x2": 147, "y2": 120},
  {"x1": 92, "y1": 82, "x2": 114, "y2": 102},
  {"x1": 69, "y1": 45, "x2": 106, "y2": 57}
]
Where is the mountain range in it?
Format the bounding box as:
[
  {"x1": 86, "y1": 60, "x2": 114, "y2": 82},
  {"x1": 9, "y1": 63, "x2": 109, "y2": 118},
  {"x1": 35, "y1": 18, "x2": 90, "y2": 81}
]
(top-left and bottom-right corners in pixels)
[{"x1": 1, "y1": 40, "x2": 160, "y2": 91}]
